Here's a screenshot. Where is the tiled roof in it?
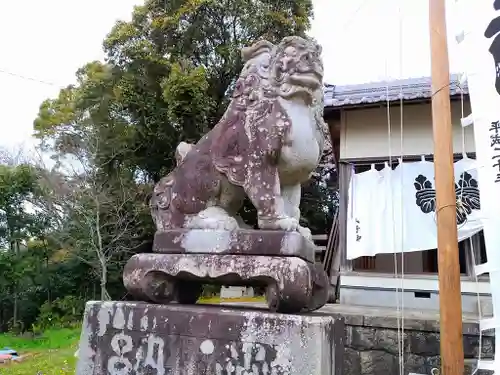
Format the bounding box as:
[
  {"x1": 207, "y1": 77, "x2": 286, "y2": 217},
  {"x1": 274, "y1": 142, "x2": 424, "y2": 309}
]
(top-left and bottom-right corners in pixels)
[{"x1": 323, "y1": 73, "x2": 468, "y2": 108}]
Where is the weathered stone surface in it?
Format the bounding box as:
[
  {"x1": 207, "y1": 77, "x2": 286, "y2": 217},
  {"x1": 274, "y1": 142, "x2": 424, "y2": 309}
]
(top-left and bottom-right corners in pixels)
[
  {"x1": 350, "y1": 326, "x2": 409, "y2": 355},
  {"x1": 359, "y1": 350, "x2": 398, "y2": 375},
  {"x1": 76, "y1": 301, "x2": 344, "y2": 375},
  {"x1": 153, "y1": 229, "x2": 317, "y2": 263},
  {"x1": 344, "y1": 347, "x2": 362, "y2": 375},
  {"x1": 343, "y1": 321, "x2": 495, "y2": 375},
  {"x1": 408, "y1": 330, "x2": 441, "y2": 356},
  {"x1": 271, "y1": 304, "x2": 496, "y2": 375},
  {"x1": 149, "y1": 36, "x2": 333, "y2": 240},
  {"x1": 123, "y1": 253, "x2": 329, "y2": 313}
]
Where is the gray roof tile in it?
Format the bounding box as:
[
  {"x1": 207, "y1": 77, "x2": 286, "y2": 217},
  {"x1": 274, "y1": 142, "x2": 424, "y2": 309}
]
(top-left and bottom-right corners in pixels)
[{"x1": 323, "y1": 73, "x2": 468, "y2": 108}]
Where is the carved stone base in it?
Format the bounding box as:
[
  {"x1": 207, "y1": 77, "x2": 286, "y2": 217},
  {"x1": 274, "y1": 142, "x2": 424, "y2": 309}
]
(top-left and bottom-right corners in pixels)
[
  {"x1": 123, "y1": 253, "x2": 329, "y2": 313},
  {"x1": 153, "y1": 229, "x2": 317, "y2": 263},
  {"x1": 124, "y1": 229, "x2": 329, "y2": 313},
  {"x1": 75, "y1": 301, "x2": 344, "y2": 375}
]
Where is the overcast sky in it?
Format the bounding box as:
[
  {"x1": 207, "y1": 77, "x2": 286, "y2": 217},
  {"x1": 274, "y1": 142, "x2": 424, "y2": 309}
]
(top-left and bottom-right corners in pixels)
[{"x1": 0, "y1": 0, "x2": 464, "y2": 151}]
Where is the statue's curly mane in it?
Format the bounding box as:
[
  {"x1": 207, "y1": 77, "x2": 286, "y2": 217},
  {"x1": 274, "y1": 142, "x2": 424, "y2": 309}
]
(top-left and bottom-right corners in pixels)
[{"x1": 213, "y1": 36, "x2": 333, "y2": 178}]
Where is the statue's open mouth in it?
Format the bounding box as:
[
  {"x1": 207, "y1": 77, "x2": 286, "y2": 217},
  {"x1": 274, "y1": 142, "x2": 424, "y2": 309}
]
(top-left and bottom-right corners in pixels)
[{"x1": 291, "y1": 72, "x2": 322, "y2": 89}]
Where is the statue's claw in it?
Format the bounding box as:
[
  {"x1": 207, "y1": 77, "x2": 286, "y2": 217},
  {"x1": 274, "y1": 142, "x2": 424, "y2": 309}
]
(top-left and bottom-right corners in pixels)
[{"x1": 259, "y1": 217, "x2": 299, "y2": 232}]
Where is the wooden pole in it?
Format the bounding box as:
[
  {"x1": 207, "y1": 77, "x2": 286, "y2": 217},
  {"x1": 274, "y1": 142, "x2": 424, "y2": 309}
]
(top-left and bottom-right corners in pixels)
[{"x1": 429, "y1": 1, "x2": 464, "y2": 374}]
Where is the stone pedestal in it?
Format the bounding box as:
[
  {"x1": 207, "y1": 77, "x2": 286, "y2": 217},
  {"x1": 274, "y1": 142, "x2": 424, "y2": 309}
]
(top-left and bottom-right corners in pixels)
[
  {"x1": 76, "y1": 301, "x2": 344, "y2": 375},
  {"x1": 123, "y1": 229, "x2": 330, "y2": 313}
]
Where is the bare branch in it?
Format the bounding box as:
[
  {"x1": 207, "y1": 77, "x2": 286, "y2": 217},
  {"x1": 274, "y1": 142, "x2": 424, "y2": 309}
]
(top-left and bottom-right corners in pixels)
[{"x1": 33, "y1": 130, "x2": 149, "y2": 301}]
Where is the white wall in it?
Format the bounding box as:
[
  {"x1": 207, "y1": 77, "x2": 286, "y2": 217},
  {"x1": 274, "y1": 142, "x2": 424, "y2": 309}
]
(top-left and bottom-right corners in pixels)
[
  {"x1": 338, "y1": 99, "x2": 474, "y2": 277},
  {"x1": 220, "y1": 286, "x2": 254, "y2": 298},
  {"x1": 339, "y1": 100, "x2": 474, "y2": 159},
  {"x1": 335, "y1": 99, "x2": 491, "y2": 311}
]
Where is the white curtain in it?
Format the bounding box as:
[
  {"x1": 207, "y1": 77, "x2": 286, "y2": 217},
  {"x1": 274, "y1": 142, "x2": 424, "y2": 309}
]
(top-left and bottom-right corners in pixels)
[{"x1": 346, "y1": 157, "x2": 483, "y2": 260}]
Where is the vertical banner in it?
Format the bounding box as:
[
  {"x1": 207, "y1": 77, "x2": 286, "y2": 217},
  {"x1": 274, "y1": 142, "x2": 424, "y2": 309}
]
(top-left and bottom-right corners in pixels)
[{"x1": 459, "y1": 0, "x2": 500, "y2": 372}]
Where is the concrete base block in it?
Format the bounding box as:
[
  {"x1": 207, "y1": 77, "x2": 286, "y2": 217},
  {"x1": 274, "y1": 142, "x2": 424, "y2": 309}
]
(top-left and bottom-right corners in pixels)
[{"x1": 76, "y1": 301, "x2": 344, "y2": 375}]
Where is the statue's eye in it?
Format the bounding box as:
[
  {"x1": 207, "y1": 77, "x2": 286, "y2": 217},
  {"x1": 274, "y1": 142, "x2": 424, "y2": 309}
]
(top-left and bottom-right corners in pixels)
[{"x1": 302, "y1": 54, "x2": 311, "y2": 63}]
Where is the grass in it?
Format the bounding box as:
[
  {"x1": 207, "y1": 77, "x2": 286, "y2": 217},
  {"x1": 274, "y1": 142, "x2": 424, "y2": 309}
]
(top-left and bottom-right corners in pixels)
[
  {"x1": 0, "y1": 328, "x2": 80, "y2": 375},
  {"x1": 0, "y1": 296, "x2": 265, "y2": 374},
  {"x1": 199, "y1": 295, "x2": 266, "y2": 304}
]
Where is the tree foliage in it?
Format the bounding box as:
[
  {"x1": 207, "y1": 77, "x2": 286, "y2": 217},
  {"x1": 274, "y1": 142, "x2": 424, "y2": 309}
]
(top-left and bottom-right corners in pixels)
[
  {"x1": 34, "y1": 0, "x2": 313, "y2": 182},
  {"x1": 0, "y1": 0, "x2": 339, "y2": 333}
]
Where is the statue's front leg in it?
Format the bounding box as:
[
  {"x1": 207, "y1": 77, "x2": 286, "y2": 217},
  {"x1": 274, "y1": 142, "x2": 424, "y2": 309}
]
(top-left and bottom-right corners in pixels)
[
  {"x1": 245, "y1": 169, "x2": 300, "y2": 232},
  {"x1": 281, "y1": 184, "x2": 312, "y2": 240},
  {"x1": 259, "y1": 195, "x2": 301, "y2": 232}
]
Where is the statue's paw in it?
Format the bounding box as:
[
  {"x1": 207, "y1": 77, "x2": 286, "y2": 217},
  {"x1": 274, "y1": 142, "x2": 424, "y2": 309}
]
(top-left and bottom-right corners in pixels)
[
  {"x1": 259, "y1": 217, "x2": 299, "y2": 232},
  {"x1": 298, "y1": 225, "x2": 312, "y2": 241},
  {"x1": 221, "y1": 218, "x2": 240, "y2": 231},
  {"x1": 186, "y1": 216, "x2": 239, "y2": 231},
  {"x1": 185, "y1": 207, "x2": 240, "y2": 231},
  {"x1": 276, "y1": 217, "x2": 300, "y2": 231}
]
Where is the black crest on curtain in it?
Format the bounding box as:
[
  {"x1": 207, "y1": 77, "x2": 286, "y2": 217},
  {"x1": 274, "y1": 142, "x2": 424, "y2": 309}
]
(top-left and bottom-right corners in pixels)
[{"x1": 414, "y1": 172, "x2": 481, "y2": 225}]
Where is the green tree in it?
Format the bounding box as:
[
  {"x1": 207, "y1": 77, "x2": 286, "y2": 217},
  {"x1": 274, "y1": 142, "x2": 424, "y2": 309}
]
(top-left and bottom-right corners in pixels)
[
  {"x1": 34, "y1": 0, "x2": 313, "y2": 182},
  {"x1": 0, "y1": 163, "x2": 43, "y2": 328},
  {"x1": 32, "y1": 0, "x2": 316, "y2": 242},
  {"x1": 0, "y1": 148, "x2": 147, "y2": 332},
  {"x1": 0, "y1": 2, "x2": 340, "y2": 333},
  {"x1": 29, "y1": 0, "x2": 339, "y2": 314},
  {"x1": 37, "y1": 137, "x2": 152, "y2": 301}
]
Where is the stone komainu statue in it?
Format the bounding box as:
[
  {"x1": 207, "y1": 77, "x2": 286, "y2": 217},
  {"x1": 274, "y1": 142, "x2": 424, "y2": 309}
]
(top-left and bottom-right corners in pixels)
[{"x1": 151, "y1": 36, "x2": 331, "y2": 240}]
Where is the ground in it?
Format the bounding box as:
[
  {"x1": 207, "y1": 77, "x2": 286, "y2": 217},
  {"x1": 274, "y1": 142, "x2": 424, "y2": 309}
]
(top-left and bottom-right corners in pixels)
[
  {"x1": 0, "y1": 327, "x2": 80, "y2": 374},
  {"x1": 0, "y1": 296, "x2": 264, "y2": 374}
]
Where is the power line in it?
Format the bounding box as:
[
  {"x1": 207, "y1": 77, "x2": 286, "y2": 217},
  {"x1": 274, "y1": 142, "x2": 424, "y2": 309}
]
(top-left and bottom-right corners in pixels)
[
  {"x1": 0, "y1": 68, "x2": 64, "y2": 88},
  {"x1": 340, "y1": 0, "x2": 370, "y2": 31},
  {"x1": 1, "y1": 1, "x2": 369, "y2": 89}
]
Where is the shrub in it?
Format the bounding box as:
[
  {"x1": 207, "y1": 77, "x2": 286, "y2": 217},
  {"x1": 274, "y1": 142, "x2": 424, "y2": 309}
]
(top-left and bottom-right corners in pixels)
[{"x1": 35, "y1": 296, "x2": 85, "y2": 330}]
